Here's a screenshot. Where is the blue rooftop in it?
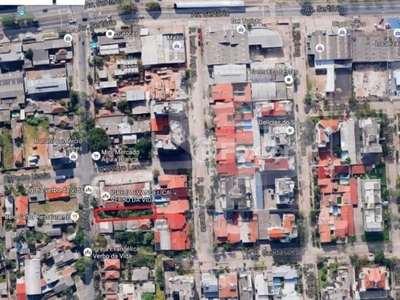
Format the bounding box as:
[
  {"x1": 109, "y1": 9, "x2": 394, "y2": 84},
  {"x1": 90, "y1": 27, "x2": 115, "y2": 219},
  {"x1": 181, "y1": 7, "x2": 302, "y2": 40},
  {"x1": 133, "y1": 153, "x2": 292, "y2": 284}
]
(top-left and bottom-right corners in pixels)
[{"x1": 387, "y1": 18, "x2": 400, "y2": 29}]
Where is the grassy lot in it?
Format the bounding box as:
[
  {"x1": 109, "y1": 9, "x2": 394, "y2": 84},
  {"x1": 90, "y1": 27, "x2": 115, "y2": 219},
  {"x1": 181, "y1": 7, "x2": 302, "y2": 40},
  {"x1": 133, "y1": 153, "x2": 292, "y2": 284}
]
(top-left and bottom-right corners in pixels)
[
  {"x1": 155, "y1": 255, "x2": 166, "y2": 300},
  {"x1": 30, "y1": 198, "x2": 77, "y2": 214},
  {"x1": 70, "y1": 182, "x2": 77, "y2": 198},
  {"x1": 0, "y1": 129, "x2": 13, "y2": 169},
  {"x1": 366, "y1": 164, "x2": 387, "y2": 188},
  {"x1": 23, "y1": 120, "x2": 49, "y2": 159}
]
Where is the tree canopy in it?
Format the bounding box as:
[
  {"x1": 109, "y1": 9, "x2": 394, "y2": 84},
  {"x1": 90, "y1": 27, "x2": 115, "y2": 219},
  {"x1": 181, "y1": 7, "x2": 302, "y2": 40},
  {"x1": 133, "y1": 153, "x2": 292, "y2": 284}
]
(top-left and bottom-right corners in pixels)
[
  {"x1": 118, "y1": 0, "x2": 138, "y2": 13},
  {"x1": 75, "y1": 257, "x2": 93, "y2": 276},
  {"x1": 145, "y1": 1, "x2": 161, "y2": 11},
  {"x1": 88, "y1": 127, "x2": 110, "y2": 152}
]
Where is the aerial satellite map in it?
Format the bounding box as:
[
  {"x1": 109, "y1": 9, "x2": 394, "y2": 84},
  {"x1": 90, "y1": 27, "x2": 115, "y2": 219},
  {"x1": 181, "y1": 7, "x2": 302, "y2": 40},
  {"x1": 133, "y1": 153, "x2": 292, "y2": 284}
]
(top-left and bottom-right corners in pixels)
[{"x1": 0, "y1": 0, "x2": 400, "y2": 299}]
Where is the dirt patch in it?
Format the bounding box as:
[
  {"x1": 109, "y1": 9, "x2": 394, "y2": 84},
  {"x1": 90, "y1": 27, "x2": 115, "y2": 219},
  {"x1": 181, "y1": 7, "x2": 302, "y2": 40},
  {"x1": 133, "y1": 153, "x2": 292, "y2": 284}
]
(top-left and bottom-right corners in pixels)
[
  {"x1": 353, "y1": 64, "x2": 387, "y2": 99},
  {"x1": 30, "y1": 198, "x2": 78, "y2": 214},
  {"x1": 23, "y1": 122, "x2": 50, "y2": 167},
  {"x1": 0, "y1": 129, "x2": 13, "y2": 169}
]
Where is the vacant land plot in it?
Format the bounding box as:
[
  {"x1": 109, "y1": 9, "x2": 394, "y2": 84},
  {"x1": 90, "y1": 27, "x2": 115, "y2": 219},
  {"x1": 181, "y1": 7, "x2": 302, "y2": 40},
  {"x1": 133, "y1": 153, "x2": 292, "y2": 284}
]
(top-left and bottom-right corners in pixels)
[
  {"x1": 353, "y1": 64, "x2": 387, "y2": 99},
  {"x1": 30, "y1": 198, "x2": 77, "y2": 214},
  {"x1": 23, "y1": 121, "x2": 50, "y2": 167},
  {"x1": 0, "y1": 129, "x2": 14, "y2": 169}
]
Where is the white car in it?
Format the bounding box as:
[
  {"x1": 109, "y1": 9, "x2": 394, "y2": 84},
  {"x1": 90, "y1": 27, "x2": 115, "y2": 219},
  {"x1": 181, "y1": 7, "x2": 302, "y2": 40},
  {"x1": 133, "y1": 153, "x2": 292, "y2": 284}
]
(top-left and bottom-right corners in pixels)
[
  {"x1": 139, "y1": 15, "x2": 145, "y2": 19},
  {"x1": 69, "y1": 19, "x2": 77, "y2": 24}
]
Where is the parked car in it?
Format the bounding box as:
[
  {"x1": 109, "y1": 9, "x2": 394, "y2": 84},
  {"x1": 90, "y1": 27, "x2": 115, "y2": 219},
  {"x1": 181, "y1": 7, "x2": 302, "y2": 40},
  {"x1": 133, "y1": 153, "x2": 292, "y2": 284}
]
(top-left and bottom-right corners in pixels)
[{"x1": 69, "y1": 19, "x2": 77, "y2": 24}]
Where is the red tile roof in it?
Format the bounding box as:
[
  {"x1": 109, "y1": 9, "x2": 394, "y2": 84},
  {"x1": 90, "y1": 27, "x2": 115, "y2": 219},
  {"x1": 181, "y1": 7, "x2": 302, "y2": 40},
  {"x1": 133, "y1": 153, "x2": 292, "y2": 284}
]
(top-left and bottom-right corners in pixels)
[
  {"x1": 219, "y1": 273, "x2": 238, "y2": 299},
  {"x1": 14, "y1": 149, "x2": 23, "y2": 165},
  {"x1": 98, "y1": 109, "x2": 113, "y2": 117},
  {"x1": 163, "y1": 213, "x2": 186, "y2": 230},
  {"x1": 362, "y1": 267, "x2": 387, "y2": 290},
  {"x1": 156, "y1": 200, "x2": 189, "y2": 214},
  {"x1": 212, "y1": 83, "x2": 234, "y2": 102},
  {"x1": 15, "y1": 196, "x2": 28, "y2": 226},
  {"x1": 215, "y1": 137, "x2": 235, "y2": 149},
  {"x1": 318, "y1": 166, "x2": 335, "y2": 180},
  {"x1": 216, "y1": 149, "x2": 236, "y2": 164},
  {"x1": 105, "y1": 270, "x2": 120, "y2": 280},
  {"x1": 46, "y1": 183, "x2": 70, "y2": 200},
  {"x1": 214, "y1": 215, "x2": 241, "y2": 244},
  {"x1": 170, "y1": 228, "x2": 190, "y2": 250},
  {"x1": 269, "y1": 228, "x2": 286, "y2": 239},
  {"x1": 260, "y1": 101, "x2": 292, "y2": 116},
  {"x1": 263, "y1": 158, "x2": 289, "y2": 171},
  {"x1": 16, "y1": 281, "x2": 26, "y2": 300},
  {"x1": 104, "y1": 259, "x2": 120, "y2": 270},
  {"x1": 352, "y1": 165, "x2": 366, "y2": 175},
  {"x1": 341, "y1": 205, "x2": 355, "y2": 237},
  {"x1": 150, "y1": 118, "x2": 169, "y2": 132},
  {"x1": 349, "y1": 178, "x2": 358, "y2": 205},
  {"x1": 334, "y1": 220, "x2": 348, "y2": 239},
  {"x1": 158, "y1": 175, "x2": 187, "y2": 189},
  {"x1": 216, "y1": 163, "x2": 238, "y2": 177},
  {"x1": 320, "y1": 119, "x2": 340, "y2": 131},
  {"x1": 235, "y1": 131, "x2": 253, "y2": 145},
  {"x1": 50, "y1": 104, "x2": 68, "y2": 114},
  {"x1": 319, "y1": 224, "x2": 331, "y2": 243}
]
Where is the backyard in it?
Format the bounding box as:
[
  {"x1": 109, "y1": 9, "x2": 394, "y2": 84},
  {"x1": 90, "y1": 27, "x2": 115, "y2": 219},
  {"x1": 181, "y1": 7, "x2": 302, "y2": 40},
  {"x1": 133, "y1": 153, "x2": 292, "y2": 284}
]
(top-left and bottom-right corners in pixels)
[
  {"x1": 0, "y1": 129, "x2": 13, "y2": 169},
  {"x1": 30, "y1": 198, "x2": 78, "y2": 214},
  {"x1": 23, "y1": 118, "x2": 50, "y2": 167}
]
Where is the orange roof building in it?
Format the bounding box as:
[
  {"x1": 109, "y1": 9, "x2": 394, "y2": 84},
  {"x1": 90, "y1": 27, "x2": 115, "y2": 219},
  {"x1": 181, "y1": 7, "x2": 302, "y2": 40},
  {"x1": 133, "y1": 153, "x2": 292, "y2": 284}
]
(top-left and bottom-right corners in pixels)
[
  {"x1": 267, "y1": 214, "x2": 298, "y2": 242},
  {"x1": 316, "y1": 119, "x2": 340, "y2": 148},
  {"x1": 104, "y1": 259, "x2": 120, "y2": 270},
  {"x1": 235, "y1": 131, "x2": 253, "y2": 145},
  {"x1": 16, "y1": 279, "x2": 27, "y2": 300},
  {"x1": 150, "y1": 117, "x2": 169, "y2": 132},
  {"x1": 218, "y1": 273, "x2": 238, "y2": 299},
  {"x1": 15, "y1": 196, "x2": 28, "y2": 226},
  {"x1": 105, "y1": 271, "x2": 120, "y2": 280},
  {"x1": 158, "y1": 175, "x2": 187, "y2": 189},
  {"x1": 46, "y1": 183, "x2": 70, "y2": 200},
  {"x1": 359, "y1": 266, "x2": 390, "y2": 291},
  {"x1": 214, "y1": 215, "x2": 241, "y2": 244},
  {"x1": 156, "y1": 200, "x2": 189, "y2": 214},
  {"x1": 212, "y1": 83, "x2": 251, "y2": 102}
]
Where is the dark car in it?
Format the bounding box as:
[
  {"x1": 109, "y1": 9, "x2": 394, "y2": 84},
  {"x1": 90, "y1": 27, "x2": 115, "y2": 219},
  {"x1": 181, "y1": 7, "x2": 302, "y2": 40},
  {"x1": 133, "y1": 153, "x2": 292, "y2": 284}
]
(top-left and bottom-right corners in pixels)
[
  {"x1": 82, "y1": 17, "x2": 88, "y2": 21},
  {"x1": 42, "y1": 8, "x2": 48, "y2": 12}
]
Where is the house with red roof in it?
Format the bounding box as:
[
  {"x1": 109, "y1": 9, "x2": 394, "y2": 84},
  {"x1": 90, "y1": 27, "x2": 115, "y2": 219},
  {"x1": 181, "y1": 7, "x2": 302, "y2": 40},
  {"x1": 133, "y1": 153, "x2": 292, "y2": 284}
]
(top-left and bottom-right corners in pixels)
[
  {"x1": 255, "y1": 101, "x2": 293, "y2": 117},
  {"x1": 15, "y1": 196, "x2": 28, "y2": 227},
  {"x1": 45, "y1": 183, "x2": 70, "y2": 201},
  {"x1": 219, "y1": 273, "x2": 238, "y2": 299},
  {"x1": 266, "y1": 214, "x2": 298, "y2": 243},
  {"x1": 358, "y1": 266, "x2": 390, "y2": 299},
  {"x1": 318, "y1": 204, "x2": 355, "y2": 243},
  {"x1": 315, "y1": 119, "x2": 340, "y2": 148}
]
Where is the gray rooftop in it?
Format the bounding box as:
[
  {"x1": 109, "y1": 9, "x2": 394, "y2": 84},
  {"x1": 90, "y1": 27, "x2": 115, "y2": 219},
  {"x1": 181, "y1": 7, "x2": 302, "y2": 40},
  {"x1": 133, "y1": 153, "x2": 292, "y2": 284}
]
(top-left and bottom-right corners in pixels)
[
  {"x1": 0, "y1": 43, "x2": 24, "y2": 62},
  {"x1": 141, "y1": 34, "x2": 186, "y2": 66},
  {"x1": 132, "y1": 267, "x2": 150, "y2": 282},
  {"x1": 22, "y1": 39, "x2": 72, "y2": 51},
  {"x1": 248, "y1": 28, "x2": 283, "y2": 48},
  {"x1": 26, "y1": 75, "x2": 68, "y2": 95},
  {"x1": 205, "y1": 24, "x2": 249, "y2": 65},
  {"x1": 352, "y1": 29, "x2": 400, "y2": 62},
  {"x1": 308, "y1": 30, "x2": 352, "y2": 60},
  {"x1": 0, "y1": 71, "x2": 25, "y2": 104},
  {"x1": 214, "y1": 64, "x2": 247, "y2": 84},
  {"x1": 126, "y1": 90, "x2": 146, "y2": 101},
  {"x1": 32, "y1": 49, "x2": 49, "y2": 66}
]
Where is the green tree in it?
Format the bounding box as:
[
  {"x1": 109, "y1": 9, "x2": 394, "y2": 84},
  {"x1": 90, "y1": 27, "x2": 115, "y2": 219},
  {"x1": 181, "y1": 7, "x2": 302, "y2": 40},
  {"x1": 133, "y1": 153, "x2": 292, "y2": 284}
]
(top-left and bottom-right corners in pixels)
[
  {"x1": 374, "y1": 250, "x2": 385, "y2": 265},
  {"x1": 85, "y1": 118, "x2": 95, "y2": 131},
  {"x1": 87, "y1": 74, "x2": 93, "y2": 85},
  {"x1": 104, "y1": 100, "x2": 114, "y2": 111},
  {"x1": 25, "y1": 48, "x2": 33, "y2": 60},
  {"x1": 145, "y1": 1, "x2": 161, "y2": 11},
  {"x1": 152, "y1": 169, "x2": 160, "y2": 178},
  {"x1": 1, "y1": 15, "x2": 16, "y2": 27},
  {"x1": 136, "y1": 137, "x2": 152, "y2": 161},
  {"x1": 118, "y1": 0, "x2": 138, "y2": 13},
  {"x1": 74, "y1": 227, "x2": 88, "y2": 249},
  {"x1": 76, "y1": 257, "x2": 93, "y2": 276},
  {"x1": 117, "y1": 100, "x2": 130, "y2": 113},
  {"x1": 142, "y1": 292, "x2": 155, "y2": 300},
  {"x1": 95, "y1": 236, "x2": 108, "y2": 248},
  {"x1": 93, "y1": 56, "x2": 104, "y2": 67},
  {"x1": 88, "y1": 127, "x2": 110, "y2": 152},
  {"x1": 37, "y1": 218, "x2": 44, "y2": 227},
  {"x1": 68, "y1": 91, "x2": 80, "y2": 111},
  {"x1": 5, "y1": 259, "x2": 16, "y2": 270},
  {"x1": 155, "y1": 267, "x2": 164, "y2": 290}
]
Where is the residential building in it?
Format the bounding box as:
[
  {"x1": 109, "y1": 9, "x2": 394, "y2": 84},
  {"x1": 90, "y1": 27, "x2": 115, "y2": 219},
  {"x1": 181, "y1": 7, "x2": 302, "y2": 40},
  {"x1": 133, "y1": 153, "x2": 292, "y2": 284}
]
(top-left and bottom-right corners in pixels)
[
  {"x1": 238, "y1": 272, "x2": 254, "y2": 300},
  {"x1": 272, "y1": 266, "x2": 301, "y2": 300},
  {"x1": 322, "y1": 266, "x2": 353, "y2": 300},
  {"x1": 357, "y1": 266, "x2": 390, "y2": 300},
  {"x1": 359, "y1": 118, "x2": 382, "y2": 154},
  {"x1": 218, "y1": 273, "x2": 238, "y2": 299},
  {"x1": 275, "y1": 178, "x2": 295, "y2": 205},
  {"x1": 0, "y1": 71, "x2": 25, "y2": 108},
  {"x1": 361, "y1": 179, "x2": 383, "y2": 232},
  {"x1": 318, "y1": 204, "x2": 355, "y2": 243},
  {"x1": 201, "y1": 273, "x2": 219, "y2": 299},
  {"x1": 267, "y1": 214, "x2": 298, "y2": 242},
  {"x1": 340, "y1": 118, "x2": 357, "y2": 164},
  {"x1": 166, "y1": 276, "x2": 195, "y2": 300},
  {"x1": 254, "y1": 271, "x2": 273, "y2": 299},
  {"x1": 315, "y1": 119, "x2": 341, "y2": 148}
]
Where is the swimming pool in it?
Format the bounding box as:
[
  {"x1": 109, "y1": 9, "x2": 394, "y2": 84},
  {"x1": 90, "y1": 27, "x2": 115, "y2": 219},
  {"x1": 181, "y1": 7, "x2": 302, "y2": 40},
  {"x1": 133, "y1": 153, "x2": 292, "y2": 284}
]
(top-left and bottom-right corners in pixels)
[
  {"x1": 243, "y1": 107, "x2": 252, "y2": 113},
  {"x1": 243, "y1": 120, "x2": 252, "y2": 126}
]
